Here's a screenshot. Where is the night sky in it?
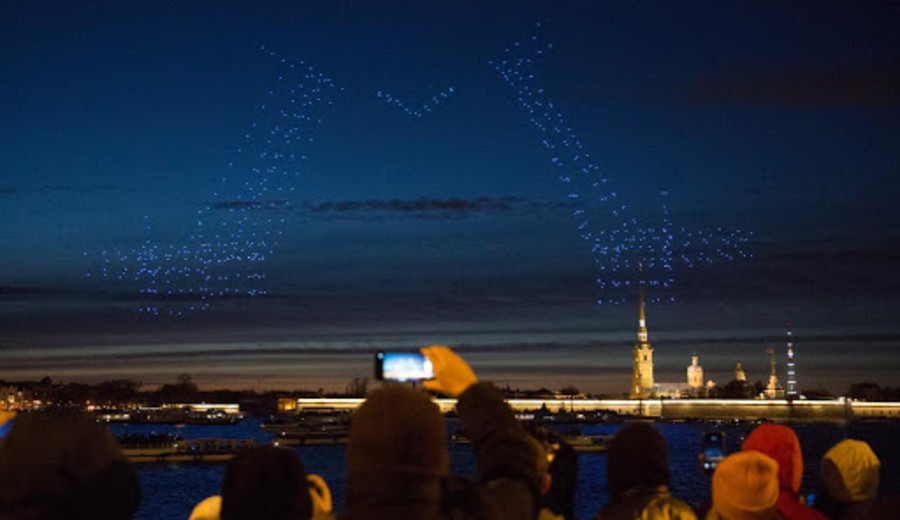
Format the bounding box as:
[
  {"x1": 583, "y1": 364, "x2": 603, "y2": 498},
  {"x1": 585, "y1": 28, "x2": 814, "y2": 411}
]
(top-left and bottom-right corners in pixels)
[{"x1": 2, "y1": 1, "x2": 898, "y2": 394}]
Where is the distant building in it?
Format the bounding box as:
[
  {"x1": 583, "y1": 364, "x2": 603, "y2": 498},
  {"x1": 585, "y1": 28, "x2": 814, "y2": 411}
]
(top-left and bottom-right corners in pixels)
[
  {"x1": 0, "y1": 386, "x2": 15, "y2": 410},
  {"x1": 686, "y1": 353, "x2": 705, "y2": 397},
  {"x1": 656, "y1": 382, "x2": 691, "y2": 399},
  {"x1": 687, "y1": 353, "x2": 704, "y2": 389},
  {"x1": 630, "y1": 285, "x2": 656, "y2": 398},
  {"x1": 278, "y1": 397, "x2": 298, "y2": 413},
  {"x1": 734, "y1": 361, "x2": 747, "y2": 382},
  {"x1": 0, "y1": 386, "x2": 37, "y2": 411}
]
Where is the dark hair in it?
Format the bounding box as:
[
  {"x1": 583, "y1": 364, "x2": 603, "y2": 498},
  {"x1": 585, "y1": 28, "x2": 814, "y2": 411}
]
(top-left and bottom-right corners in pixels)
[
  {"x1": 220, "y1": 446, "x2": 313, "y2": 520},
  {"x1": 0, "y1": 409, "x2": 141, "y2": 520},
  {"x1": 607, "y1": 422, "x2": 670, "y2": 499}
]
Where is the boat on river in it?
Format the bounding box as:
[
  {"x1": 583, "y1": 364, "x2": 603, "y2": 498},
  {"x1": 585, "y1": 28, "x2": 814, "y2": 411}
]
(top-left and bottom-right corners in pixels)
[
  {"x1": 451, "y1": 431, "x2": 611, "y2": 453},
  {"x1": 117, "y1": 434, "x2": 256, "y2": 463},
  {"x1": 263, "y1": 409, "x2": 351, "y2": 445}
]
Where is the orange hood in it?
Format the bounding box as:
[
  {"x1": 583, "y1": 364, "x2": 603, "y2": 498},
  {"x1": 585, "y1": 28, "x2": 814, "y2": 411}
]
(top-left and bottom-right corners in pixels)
[{"x1": 742, "y1": 424, "x2": 804, "y2": 494}]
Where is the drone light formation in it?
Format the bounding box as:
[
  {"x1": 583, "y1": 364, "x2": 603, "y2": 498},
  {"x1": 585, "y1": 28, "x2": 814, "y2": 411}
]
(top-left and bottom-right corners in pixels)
[
  {"x1": 86, "y1": 46, "x2": 343, "y2": 317},
  {"x1": 375, "y1": 86, "x2": 456, "y2": 119},
  {"x1": 86, "y1": 27, "x2": 754, "y2": 317},
  {"x1": 490, "y1": 23, "x2": 753, "y2": 304}
]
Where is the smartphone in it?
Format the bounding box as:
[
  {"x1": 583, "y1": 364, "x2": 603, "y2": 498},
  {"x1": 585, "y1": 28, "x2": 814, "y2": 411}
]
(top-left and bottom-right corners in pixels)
[
  {"x1": 375, "y1": 351, "x2": 434, "y2": 382},
  {"x1": 699, "y1": 431, "x2": 725, "y2": 474}
]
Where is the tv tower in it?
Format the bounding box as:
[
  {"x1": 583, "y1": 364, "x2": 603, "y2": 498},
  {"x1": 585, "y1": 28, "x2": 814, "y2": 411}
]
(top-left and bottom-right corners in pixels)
[{"x1": 786, "y1": 323, "x2": 798, "y2": 400}]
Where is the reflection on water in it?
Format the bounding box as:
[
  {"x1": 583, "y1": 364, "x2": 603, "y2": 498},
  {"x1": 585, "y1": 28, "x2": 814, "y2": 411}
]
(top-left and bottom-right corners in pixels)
[{"x1": 112, "y1": 419, "x2": 899, "y2": 520}]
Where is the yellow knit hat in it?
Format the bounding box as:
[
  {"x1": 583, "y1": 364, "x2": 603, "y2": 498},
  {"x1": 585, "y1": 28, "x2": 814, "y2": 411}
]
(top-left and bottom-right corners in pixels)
[
  {"x1": 188, "y1": 495, "x2": 222, "y2": 520},
  {"x1": 712, "y1": 451, "x2": 779, "y2": 520},
  {"x1": 821, "y1": 439, "x2": 880, "y2": 503}
]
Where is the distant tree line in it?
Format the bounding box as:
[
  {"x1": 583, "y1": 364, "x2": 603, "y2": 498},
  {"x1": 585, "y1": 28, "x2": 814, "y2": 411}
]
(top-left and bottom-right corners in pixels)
[{"x1": 846, "y1": 382, "x2": 900, "y2": 401}]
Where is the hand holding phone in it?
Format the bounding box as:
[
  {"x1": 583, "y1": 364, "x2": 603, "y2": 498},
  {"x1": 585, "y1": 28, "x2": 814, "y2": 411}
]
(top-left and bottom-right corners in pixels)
[{"x1": 421, "y1": 345, "x2": 477, "y2": 397}]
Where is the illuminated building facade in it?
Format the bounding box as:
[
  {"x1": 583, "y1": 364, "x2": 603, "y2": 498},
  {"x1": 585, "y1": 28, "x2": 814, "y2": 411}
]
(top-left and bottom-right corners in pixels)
[
  {"x1": 0, "y1": 386, "x2": 38, "y2": 411},
  {"x1": 687, "y1": 354, "x2": 704, "y2": 390}
]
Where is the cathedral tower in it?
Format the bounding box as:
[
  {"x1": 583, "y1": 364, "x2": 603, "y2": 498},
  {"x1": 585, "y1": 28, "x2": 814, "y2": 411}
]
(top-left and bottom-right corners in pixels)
[
  {"x1": 687, "y1": 353, "x2": 704, "y2": 390},
  {"x1": 630, "y1": 285, "x2": 655, "y2": 398}
]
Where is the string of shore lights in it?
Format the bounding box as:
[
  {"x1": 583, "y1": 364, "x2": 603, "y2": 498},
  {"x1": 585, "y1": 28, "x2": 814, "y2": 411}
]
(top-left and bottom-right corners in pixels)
[
  {"x1": 490, "y1": 22, "x2": 754, "y2": 304},
  {"x1": 85, "y1": 46, "x2": 343, "y2": 317}
]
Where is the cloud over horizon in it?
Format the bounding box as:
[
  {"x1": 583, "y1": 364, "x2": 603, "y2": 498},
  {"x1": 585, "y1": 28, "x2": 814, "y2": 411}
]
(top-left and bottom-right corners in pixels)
[
  {"x1": 203, "y1": 196, "x2": 566, "y2": 221},
  {"x1": 683, "y1": 68, "x2": 900, "y2": 106}
]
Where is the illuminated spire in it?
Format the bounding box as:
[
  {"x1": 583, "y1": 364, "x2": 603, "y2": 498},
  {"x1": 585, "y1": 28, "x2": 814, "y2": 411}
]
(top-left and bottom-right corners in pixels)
[
  {"x1": 735, "y1": 361, "x2": 746, "y2": 382},
  {"x1": 630, "y1": 262, "x2": 654, "y2": 398},
  {"x1": 637, "y1": 263, "x2": 648, "y2": 343},
  {"x1": 786, "y1": 323, "x2": 798, "y2": 400}
]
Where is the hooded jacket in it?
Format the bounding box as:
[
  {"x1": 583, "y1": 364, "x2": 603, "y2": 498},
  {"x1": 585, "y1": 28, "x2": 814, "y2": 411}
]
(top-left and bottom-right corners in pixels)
[
  {"x1": 741, "y1": 425, "x2": 827, "y2": 520},
  {"x1": 343, "y1": 382, "x2": 539, "y2": 520},
  {"x1": 708, "y1": 451, "x2": 780, "y2": 520},
  {"x1": 816, "y1": 439, "x2": 880, "y2": 520},
  {"x1": 593, "y1": 422, "x2": 696, "y2": 520}
]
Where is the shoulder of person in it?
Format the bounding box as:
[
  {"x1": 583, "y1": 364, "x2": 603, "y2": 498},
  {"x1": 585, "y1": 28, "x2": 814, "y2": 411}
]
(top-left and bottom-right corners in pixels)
[{"x1": 642, "y1": 493, "x2": 697, "y2": 520}]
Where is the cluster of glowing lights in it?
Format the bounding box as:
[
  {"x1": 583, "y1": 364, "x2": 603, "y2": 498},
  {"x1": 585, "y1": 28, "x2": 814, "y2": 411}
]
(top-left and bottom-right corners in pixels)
[
  {"x1": 86, "y1": 46, "x2": 342, "y2": 316},
  {"x1": 491, "y1": 23, "x2": 753, "y2": 304},
  {"x1": 375, "y1": 86, "x2": 455, "y2": 119}
]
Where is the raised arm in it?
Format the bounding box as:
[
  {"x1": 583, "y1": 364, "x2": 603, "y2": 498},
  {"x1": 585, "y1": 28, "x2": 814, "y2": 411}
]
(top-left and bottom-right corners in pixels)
[{"x1": 422, "y1": 346, "x2": 540, "y2": 520}]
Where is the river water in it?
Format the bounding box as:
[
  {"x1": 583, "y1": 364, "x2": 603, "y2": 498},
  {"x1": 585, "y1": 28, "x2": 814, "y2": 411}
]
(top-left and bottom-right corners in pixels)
[{"x1": 109, "y1": 419, "x2": 899, "y2": 520}]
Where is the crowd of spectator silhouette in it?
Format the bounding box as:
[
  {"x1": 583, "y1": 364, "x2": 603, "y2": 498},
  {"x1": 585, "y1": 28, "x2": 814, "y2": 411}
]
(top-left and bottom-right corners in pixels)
[{"x1": 0, "y1": 346, "x2": 894, "y2": 520}]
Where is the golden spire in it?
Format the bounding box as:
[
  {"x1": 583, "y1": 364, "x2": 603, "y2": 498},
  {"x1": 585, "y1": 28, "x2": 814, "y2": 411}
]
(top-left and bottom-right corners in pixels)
[
  {"x1": 637, "y1": 262, "x2": 648, "y2": 343},
  {"x1": 638, "y1": 284, "x2": 646, "y2": 322}
]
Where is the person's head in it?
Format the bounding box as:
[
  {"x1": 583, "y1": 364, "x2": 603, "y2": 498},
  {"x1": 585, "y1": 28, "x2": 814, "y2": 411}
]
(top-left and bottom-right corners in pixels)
[
  {"x1": 0, "y1": 409, "x2": 140, "y2": 520},
  {"x1": 711, "y1": 451, "x2": 780, "y2": 520},
  {"x1": 741, "y1": 424, "x2": 802, "y2": 494},
  {"x1": 820, "y1": 439, "x2": 880, "y2": 504},
  {"x1": 607, "y1": 422, "x2": 670, "y2": 499},
  {"x1": 189, "y1": 496, "x2": 222, "y2": 520},
  {"x1": 347, "y1": 384, "x2": 448, "y2": 492},
  {"x1": 220, "y1": 446, "x2": 313, "y2": 520}
]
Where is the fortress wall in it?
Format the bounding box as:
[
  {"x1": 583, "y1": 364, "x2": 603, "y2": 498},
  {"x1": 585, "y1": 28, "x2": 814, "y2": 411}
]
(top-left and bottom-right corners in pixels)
[
  {"x1": 850, "y1": 402, "x2": 900, "y2": 419},
  {"x1": 295, "y1": 397, "x2": 900, "y2": 421},
  {"x1": 659, "y1": 399, "x2": 848, "y2": 420}
]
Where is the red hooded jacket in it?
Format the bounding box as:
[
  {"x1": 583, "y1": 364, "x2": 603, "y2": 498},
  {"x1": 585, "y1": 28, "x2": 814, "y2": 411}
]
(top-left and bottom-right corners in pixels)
[{"x1": 742, "y1": 425, "x2": 828, "y2": 520}]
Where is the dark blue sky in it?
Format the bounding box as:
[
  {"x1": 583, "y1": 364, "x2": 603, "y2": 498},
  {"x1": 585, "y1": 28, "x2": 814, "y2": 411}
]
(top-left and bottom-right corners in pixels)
[{"x1": 1, "y1": 1, "x2": 898, "y2": 393}]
